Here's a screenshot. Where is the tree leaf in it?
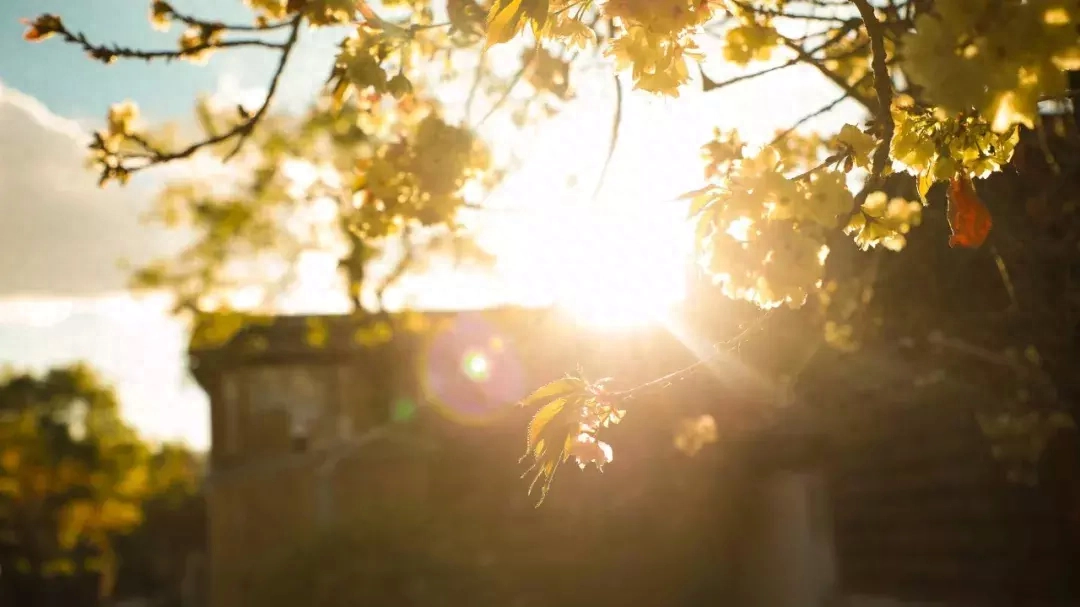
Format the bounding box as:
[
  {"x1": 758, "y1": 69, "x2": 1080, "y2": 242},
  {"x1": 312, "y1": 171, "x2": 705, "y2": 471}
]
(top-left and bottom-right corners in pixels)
[
  {"x1": 917, "y1": 169, "x2": 934, "y2": 201},
  {"x1": 486, "y1": 0, "x2": 547, "y2": 46},
  {"x1": 947, "y1": 174, "x2": 992, "y2": 248},
  {"x1": 518, "y1": 376, "x2": 582, "y2": 408},
  {"x1": 687, "y1": 190, "x2": 715, "y2": 218},
  {"x1": 527, "y1": 397, "x2": 566, "y2": 454}
]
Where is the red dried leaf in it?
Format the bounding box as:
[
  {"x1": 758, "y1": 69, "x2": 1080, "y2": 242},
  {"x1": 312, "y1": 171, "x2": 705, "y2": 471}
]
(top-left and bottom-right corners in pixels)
[
  {"x1": 947, "y1": 174, "x2": 992, "y2": 248},
  {"x1": 21, "y1": 15, "x2": 62, "y2": 42},
  {"x1": 21, "y1": 22, "x2": 46, "y2": 42}
]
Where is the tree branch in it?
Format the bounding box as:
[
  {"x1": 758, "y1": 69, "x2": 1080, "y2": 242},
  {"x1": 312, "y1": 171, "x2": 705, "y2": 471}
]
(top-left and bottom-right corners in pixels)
[
  {"x1": 162, "y1": 3, "x2": 296, "y2": 32},
  {"x1": 778, "y1": 33, "x2": 876, "y2": 110},
  {"x1": 476, "y1": 53, "x2": 533, "y2": 127},
  {"x1": 465, "y1": 47, "x2": 488, "y2": 123},
  {"x1": 767, "y1": 73, "x2": 870, "y2": 147},
  {"x1": 701, "y1": 20, "x2": 860, "y2": 94},
  {"x1": 790, "y1": 151, "x2": 846, "y2": 181},
  {"x1": 54, "y1": 24, "x2": 286, "y2": 64},
  {"x1": 376, "y1": 226, "x2": 415, "y2": 312},
  {"x1": 222, "y1": 17, "x2": 303, "y2": 161},
  {"x1": 727, "y1": 0, "x2": 855, "y2": 22},
  {"x1": 701, "y1": 60, "x2": 795, "y2": 92},
  {"x1": 97, "y1": 16, "x2": 302, "y2": 180},
  {"x1": 851, "y1": 0, "x2": 894, "y2": 182}
]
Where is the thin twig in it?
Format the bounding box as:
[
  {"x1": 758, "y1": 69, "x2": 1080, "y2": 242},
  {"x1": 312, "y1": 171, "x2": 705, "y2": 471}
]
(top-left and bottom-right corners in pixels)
[
  {"x1": 476, "y1": 54, "x2": 534, "y2": 127},
  {"x1": 702, "y1": 60, "x2": 796, "y2": 92},
  {"x1": 991, "y1": 245, "x2": 1020, "y2": 314},
  {"x1": 1035, "y1": 114, "x2": 1063, "y2": 176},
  {"x1": 57, "y1": 26, "x2": 285, "y2": 63},
  {"x1": 727, "y1": 0, "x2": 855, "y2": 22},
  {"x1": 767, "y1": 85, "x2": 860, "y2": 147},
  {"x1": 376, "y1": 226, "x2": 415, "y2": 312},
  {"x1": 93, "y1": 16, "x2": 302, "y2": 181},
  {"x1": 222, "y1": 17, "x2": 303, "y2": 161},
  {"x1": 778, "y1": 33, "x2": 875, "y2": 110},
  {"x1": 465, "y1": 47, "x2": 488, "y2": 123},
  {"x1": 409, "y1": 21, "x2": 453, "y2": 31},
  {"x1": 701, "y1": 21, "x2": 860, "y2": 94},
  {"x1": 164, "y1": 5, "x2": 295, "y2": 32},
  {"x1": 790, "y1": 152, "x2": 845, "y2": 181},
  {"x1": 590, "y1": 74, "x2": 623, "y2": 201},
  {"x1": 609, "y1": 310, "x2": 775, "y2": 403}
]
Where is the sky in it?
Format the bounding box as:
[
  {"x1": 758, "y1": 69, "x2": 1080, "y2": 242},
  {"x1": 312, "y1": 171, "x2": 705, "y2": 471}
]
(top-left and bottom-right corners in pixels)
[{"x1": 0, "y1": 1, "x2": 859, "y2": 449}]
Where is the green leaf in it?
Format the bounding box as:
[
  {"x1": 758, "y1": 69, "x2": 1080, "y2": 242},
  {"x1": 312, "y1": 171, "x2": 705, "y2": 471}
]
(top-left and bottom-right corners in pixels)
[{"x1": 518, "y1": 376, "x2": 582, "y2": 408}]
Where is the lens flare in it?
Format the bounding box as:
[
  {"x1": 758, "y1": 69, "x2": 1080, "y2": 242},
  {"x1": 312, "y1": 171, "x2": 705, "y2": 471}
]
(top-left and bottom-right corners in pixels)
[
  {"x1": 462, "y1": 350, "x2": 491, "y2": 382},
  {"x1": 420, "y1": 313, "x2": 526, "y2": 424},
  {"x1": 390, "y1": 396, "x2": 418, "y2": 423}
]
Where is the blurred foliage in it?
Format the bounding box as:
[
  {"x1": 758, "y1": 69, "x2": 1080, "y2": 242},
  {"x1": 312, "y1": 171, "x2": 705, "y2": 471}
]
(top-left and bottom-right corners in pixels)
[{"x1": 0, "y1": 365, "x2": 203, "y2": 606}]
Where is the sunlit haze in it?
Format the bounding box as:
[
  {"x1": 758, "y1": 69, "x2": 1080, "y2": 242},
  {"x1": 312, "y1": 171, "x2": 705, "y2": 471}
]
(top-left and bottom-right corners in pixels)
[{"x1": 0, "y1": 4, "x2": 860, "y2": 447}]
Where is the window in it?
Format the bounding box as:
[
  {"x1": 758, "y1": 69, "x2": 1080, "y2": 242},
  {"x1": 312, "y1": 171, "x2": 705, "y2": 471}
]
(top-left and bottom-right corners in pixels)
[{"x1": 245, "y1": 365, "x2": 331, "y2": 445}]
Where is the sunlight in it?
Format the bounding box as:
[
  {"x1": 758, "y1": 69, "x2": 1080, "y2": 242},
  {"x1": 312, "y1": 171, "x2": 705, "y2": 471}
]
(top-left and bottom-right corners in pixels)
[
  {"x1": 448, "y1": 99, "x2": 716, "y2": 328},
  {"x1": 484, "y1": 200, "x2": 693, "y2": 329},
  {"x1": 466, "y1": 89, "x2": 715, "y2": 330}
]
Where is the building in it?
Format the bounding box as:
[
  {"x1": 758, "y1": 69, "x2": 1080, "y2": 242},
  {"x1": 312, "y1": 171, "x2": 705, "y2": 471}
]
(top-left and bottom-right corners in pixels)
[{"x1": 190, "y1": 298, "x2": 1080, "y2": 607}]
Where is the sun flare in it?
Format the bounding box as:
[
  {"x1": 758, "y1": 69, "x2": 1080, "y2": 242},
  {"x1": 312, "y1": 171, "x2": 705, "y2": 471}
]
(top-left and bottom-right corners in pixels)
[{"x1": 482, "y1": 200, "x2": 694, "y2": 329}]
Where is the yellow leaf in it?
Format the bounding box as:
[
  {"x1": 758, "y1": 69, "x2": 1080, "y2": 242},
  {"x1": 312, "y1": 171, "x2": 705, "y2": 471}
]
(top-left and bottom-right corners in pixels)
[
  {"x1": 486, "y1": 0, "x2": 547, "y2": 46},
  {"x1": 487, "y1": 0, "x2": 525, "y2": 45},
  {"x1": 546, "y1": 15, "x2": 595, "y2": 49},
  {"x1": 518, "y1": 376, "x2": 583, "y2": 408},
  {"x1": 917, "y1": 169, "x2": 934, "y2": 201},
  {"x1": 527, "y1": 397, "x2": 567, "y2": 455},
  {"x1": 686, "y1": 189, "x2": 716, "y2": 218},
  {"x1": 835, "y1": 123, "x2": 876, "y2": 168}
]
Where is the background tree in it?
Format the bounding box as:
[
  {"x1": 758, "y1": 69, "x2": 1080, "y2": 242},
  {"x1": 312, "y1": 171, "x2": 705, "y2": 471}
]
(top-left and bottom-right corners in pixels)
[
  {"x1": 112, "y1": 445, "x2": 206, "y2": 607},
  {"x1": 0, "y1": 364, "x2": 204, "y2": 607},
  {"x1": 19, "y1": 0, "x2": 1080, "y2": 499}
]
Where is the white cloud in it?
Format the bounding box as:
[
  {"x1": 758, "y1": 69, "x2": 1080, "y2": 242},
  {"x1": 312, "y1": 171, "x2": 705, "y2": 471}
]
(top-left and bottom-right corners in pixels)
[
  {"x1": 0, "y1": 292, "x2": 209, "y2": 449},
  {"x1": 0, "y1": 81, "x2": 185, "y2": 297},
  {"x1": 205, "y1": 73, "x2": 267, "y2": 114},
  {"x1": 0, "y1": 84, "x2": 208, "y2": 448}
]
